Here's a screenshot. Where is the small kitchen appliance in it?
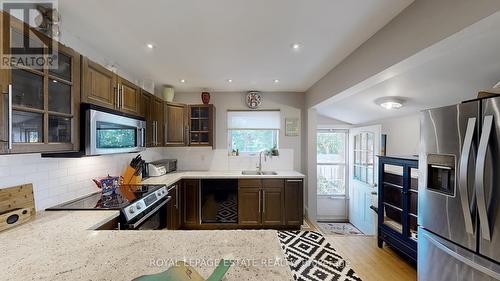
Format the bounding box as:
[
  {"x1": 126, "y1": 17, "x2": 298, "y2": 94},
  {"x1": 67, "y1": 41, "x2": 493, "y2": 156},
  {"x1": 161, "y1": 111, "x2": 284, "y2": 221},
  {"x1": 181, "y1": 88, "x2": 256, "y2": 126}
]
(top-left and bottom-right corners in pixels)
[{"x1": 146, "y1": 159, "x2": 177, "y2": 177}]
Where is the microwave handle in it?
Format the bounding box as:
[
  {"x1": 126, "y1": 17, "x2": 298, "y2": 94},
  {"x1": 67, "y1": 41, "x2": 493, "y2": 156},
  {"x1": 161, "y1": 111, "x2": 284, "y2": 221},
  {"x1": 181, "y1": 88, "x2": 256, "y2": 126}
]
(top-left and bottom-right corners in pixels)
[{"x1": 138, "y1": 127, "x2": 146, "y2": 147}]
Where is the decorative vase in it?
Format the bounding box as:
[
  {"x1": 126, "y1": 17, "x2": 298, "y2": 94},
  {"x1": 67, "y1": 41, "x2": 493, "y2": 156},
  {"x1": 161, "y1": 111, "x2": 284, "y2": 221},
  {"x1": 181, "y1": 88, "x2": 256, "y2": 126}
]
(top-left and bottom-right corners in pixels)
[
  {"x1": 163, "y1": 87, "x2": 175, "y2": 102},
  {"x1": 201, "y1": 91, "x2": 210, "y2": 104}
]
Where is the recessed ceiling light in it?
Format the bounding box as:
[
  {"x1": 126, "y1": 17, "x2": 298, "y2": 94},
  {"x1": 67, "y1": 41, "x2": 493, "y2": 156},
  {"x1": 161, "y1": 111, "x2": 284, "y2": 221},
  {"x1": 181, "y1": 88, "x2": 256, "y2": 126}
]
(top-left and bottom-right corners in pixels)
[
  {"x1": 227, "y1": 79, "x2": 233, "y2": 83},
  {"x1": 273, "y1": 79, "x2": 280, "y2": 83},
  {"x1": 291, "y1": 43, "x2": 302, "y2": 50},
  {"x1": 180, "y1": 79, "x2": 186, "y2": 83},
  {"x1": 52, "y1": 80, "x2": 58, "y2": 83},
  {"x1": 375, "y1": 97, "x2": 405, "y2": 110},
  {"x1": 146, "y1": 43, "x2": 154, "y2": 49}
]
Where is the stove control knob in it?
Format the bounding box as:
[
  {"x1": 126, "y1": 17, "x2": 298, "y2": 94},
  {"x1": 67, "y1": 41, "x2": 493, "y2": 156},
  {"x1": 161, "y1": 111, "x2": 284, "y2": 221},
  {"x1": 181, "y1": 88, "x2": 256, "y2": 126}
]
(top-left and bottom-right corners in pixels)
[
  {"x1": 157, "y1": 191, "x2": 162, "y2": 196},
  {"x1": 136, "y1": 203, "x2": 142, "y2": 210},
  {"x1": 129, "y1": 206, "x2": 135, "y2": 214}
]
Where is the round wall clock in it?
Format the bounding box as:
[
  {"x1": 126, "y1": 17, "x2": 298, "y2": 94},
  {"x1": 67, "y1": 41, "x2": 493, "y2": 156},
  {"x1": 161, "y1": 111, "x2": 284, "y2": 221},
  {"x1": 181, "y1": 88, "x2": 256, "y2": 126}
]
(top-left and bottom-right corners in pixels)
[{"x1": 246, "y1": 91, "x2": 262, "y2": 109}]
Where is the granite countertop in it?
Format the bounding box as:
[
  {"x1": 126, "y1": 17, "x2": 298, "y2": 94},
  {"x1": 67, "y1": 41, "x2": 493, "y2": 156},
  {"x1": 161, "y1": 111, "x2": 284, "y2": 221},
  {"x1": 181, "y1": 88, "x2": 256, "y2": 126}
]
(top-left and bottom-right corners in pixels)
[
  {"x1": 0, "y1": 211, "x2": 292, "y2": 280},
  {"x1": 141, "y1": 170, "x2": 305, "y2": 186}
]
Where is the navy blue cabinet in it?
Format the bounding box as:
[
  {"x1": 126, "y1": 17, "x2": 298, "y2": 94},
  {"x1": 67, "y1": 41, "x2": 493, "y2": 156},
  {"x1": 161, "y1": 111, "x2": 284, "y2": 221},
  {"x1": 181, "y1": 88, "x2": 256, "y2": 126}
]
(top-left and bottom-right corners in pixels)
[{"x1": 377, "y1": 155, "x2": 418, "y2": 264}]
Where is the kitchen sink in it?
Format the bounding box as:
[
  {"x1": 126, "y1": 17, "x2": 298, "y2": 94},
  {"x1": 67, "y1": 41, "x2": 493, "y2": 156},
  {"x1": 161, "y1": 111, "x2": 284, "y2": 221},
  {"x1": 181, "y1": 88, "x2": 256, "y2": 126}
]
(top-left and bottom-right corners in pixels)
[
  {"x1": 242, "y1": 170, "x2": 261, "y2": 175},
  {"x1": 260, "y1": 171, "x2": 278, "y2": 175},
  {"x1": 241, "y1": 170, "x2": 278, "y2": 175}
]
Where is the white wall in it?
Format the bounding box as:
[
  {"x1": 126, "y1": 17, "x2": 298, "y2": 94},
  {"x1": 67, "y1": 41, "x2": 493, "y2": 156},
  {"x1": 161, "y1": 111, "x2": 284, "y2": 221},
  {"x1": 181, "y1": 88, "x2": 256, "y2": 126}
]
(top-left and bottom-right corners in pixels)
[
  {"x1": 0, "y1": 148, "x2": 165, "y2": 211},
  {"x1": 379, "y1": 114, "x2": 420, "y2": 156},
  {"x1": 169, "y1": 91, "x2": 305, "y2": 172}
]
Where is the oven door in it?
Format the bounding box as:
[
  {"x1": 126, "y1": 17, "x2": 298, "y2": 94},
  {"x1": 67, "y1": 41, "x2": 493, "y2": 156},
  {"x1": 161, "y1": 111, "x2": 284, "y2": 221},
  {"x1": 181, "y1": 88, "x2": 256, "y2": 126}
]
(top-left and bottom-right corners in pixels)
[
  {"x1": 87, "y1": 108, "x2": 146, "y2": 155},
  {"x1": 124, "y1": 196, "x2": 171, "y2": 230}
]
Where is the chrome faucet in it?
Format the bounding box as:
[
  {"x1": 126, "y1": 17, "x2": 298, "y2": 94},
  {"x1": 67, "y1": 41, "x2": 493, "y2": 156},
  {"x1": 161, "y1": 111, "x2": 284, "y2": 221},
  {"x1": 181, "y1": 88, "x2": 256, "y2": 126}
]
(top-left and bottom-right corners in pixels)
[{"x1": 257, "y1": 150, "x2": 268, "y2": 173}]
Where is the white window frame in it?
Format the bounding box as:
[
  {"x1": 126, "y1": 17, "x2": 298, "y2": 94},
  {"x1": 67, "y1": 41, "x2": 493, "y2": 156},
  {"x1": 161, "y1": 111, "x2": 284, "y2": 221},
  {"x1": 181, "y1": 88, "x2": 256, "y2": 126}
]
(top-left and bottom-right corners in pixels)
[
  {"x1": 227, "y1": 110, "x2": 280, "y2": 156},
  {"x1": 316, "y1": 129, "x2": 349, "y2": 197}
]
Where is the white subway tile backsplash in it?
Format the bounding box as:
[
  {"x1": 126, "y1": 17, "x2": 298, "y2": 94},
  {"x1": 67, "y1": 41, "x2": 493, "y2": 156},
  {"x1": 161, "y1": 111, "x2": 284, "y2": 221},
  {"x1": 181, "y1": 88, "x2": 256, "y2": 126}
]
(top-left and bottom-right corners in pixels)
[{"x1": 0, "y1": 146, "x2": 295, "y2": 211}]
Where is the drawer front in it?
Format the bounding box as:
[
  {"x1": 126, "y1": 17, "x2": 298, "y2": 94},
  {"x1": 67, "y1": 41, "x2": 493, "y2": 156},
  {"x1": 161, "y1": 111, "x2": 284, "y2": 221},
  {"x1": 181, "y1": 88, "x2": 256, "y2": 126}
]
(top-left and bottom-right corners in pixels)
[
  {"x1": 262, "y1": 179, "x2": 284, "y2": 188},
  {"x1": 239, "y1": 179, "x2": 262, "y2": 188}
]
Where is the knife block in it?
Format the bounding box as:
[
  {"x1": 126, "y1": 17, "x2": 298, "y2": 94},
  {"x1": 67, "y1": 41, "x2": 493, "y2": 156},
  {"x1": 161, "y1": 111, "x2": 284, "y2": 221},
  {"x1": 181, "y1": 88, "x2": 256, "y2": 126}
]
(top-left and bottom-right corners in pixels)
[{"x1": 122, "y1": 166, "x2": 142, "y2": 185}]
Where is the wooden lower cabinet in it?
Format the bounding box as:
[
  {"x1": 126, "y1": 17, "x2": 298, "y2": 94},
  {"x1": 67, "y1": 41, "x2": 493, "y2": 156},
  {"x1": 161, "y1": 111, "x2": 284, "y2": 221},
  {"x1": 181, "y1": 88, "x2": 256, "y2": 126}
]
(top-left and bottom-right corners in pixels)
[
  {"x1": 181, "y1": 179, "x2": 200, "y2": 227},
  {"x1": 284, "y1": 179, "x2": 304, "y2": 226},
  {"x1": 238, "y1": 179, "x2": 286, "y2": 227},
  {"x1": 238, "y1": 187, "x2": 261, "y2": 225},
  {"x1": 175, "y1": 178, "x2": 302, "y2": 230},
  {"x1": 262, "y1": 180, "x2": 285, "y2": 225},
  {"x1": 166, "y1": 182, "x2": 181, "y2": 230}
]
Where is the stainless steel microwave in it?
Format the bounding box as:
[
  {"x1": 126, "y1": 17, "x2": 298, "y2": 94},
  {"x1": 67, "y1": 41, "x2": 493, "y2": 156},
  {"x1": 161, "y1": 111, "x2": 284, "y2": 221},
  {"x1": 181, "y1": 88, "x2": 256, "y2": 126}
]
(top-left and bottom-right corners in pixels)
[{"x1": 84, "y1": 105, "x2": 146, "y2": 156}]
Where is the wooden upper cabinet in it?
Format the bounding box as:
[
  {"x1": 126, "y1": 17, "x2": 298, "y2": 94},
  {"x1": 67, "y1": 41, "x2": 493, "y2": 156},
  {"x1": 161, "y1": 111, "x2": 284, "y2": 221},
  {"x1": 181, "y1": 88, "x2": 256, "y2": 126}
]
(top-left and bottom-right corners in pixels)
[
  {"x1": 82, "y1": 58, "x2": 141, "y2": 117},
  {"x1": 0, "y1": 12, "x2": 81, "y2": 154},
  {"x1": 188, "y1": 104, "x2": 215, "y2": 147},
  {"x1": 81, "y1": 58, "x2": 116, "y2": 110},
  {"x1": 141, "y1": 91, "x2": 154, "y2": 147},
  {"x1": 152, "y1": 97, "x2": 164, "y2": 146},
  {"x1": 117, "y1": 77, "x2": 141, "y2": 116},
  {"x1": 165, "y1": 102, "x2": 187, "y2": 146}
]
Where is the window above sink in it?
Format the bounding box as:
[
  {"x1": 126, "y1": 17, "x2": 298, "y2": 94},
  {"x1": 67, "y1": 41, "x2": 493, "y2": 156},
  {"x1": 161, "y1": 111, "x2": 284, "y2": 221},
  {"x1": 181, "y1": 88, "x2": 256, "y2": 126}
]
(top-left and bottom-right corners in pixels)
[{"x1": 227, "y1": 110, "x2": 280, "y2": 155}]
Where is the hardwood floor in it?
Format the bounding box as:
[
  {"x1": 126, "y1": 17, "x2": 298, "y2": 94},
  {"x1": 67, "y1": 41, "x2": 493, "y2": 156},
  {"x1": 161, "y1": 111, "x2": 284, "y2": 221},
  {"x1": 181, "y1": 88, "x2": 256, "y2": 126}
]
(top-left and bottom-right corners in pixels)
[{"x1": 326, "y1": 236, "x2": 417, "y2": 281}]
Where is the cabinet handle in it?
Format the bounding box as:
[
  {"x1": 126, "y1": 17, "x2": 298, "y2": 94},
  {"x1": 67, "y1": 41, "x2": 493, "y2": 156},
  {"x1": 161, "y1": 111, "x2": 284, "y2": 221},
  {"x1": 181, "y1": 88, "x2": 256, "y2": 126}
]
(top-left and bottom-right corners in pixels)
[
  {"x1": 175, "y1": 185, "x2": 179, "y2": 209},
  {"x1": 114, "y1": 86, "x2": 118, "y2": 109},
  {"x1": 262, "y1": 190, "x2": 265, "y2": 214},
  {"x1": 258, "y1": 190, "x2": 261, "y2": 213},
  {"x1": 152, "y1": 121, "x2": 157, "y2": 145},
  {"x1": 286, "y1": 179, "x2": 303, "y2": 183},
  {"x1": 120, "y1": 85, "x2": 124, "y2": 108},
  {"x1": 7, "y1": 84, "x2": 12, "y2": 150}
]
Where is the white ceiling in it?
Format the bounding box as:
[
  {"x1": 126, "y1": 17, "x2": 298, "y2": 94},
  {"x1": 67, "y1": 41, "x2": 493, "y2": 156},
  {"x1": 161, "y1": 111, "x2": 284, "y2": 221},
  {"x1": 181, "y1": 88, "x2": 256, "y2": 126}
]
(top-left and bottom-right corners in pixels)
[
  {"x1": 316, "y1": 10, "x2": 500, "y2": 124},
  {"x1": 58, "y1": 0, "x2": 413, "y2": 92}
]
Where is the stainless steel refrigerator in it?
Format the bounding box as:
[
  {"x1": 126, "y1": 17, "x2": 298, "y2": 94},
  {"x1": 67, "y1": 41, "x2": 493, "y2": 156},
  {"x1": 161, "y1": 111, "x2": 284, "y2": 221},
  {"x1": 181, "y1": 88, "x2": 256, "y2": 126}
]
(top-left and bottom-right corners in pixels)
[{"x1": 419, "y1": 96, "x2": 500, "y2": 281}]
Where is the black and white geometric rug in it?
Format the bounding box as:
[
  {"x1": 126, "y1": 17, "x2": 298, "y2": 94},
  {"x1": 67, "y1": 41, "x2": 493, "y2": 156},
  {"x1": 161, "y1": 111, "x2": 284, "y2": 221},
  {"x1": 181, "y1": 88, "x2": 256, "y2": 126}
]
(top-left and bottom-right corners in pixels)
[
  {"x1": 215, "y1": 195, "x2": 238, "y2": 223},
  {"x1": 277, "y1": 231, "x2": 362, "y2": 281}
]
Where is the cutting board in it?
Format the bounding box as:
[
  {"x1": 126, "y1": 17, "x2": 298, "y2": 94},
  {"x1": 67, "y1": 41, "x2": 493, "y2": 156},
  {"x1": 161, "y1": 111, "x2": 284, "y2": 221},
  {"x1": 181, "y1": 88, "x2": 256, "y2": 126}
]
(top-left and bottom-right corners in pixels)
[{"x1": 0, "y1": 184, "x2": 35, "y2": 232}]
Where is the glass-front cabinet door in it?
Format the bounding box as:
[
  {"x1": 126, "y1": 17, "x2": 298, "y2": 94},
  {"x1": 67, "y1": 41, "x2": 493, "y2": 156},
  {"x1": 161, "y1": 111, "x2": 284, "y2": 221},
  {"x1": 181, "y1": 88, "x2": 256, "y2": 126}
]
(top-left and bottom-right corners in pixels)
[
  {"x1": 0, "y1": 12, "x2": 80, "y2": 154},
  {"x1": 381, "y1": 164, "x2": 404, "y2": 234}
]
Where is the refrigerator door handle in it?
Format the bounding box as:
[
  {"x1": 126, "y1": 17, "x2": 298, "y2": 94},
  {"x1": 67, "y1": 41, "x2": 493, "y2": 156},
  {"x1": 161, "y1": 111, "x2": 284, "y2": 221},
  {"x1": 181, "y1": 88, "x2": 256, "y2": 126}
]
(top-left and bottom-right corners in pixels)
[
  {"x1": 424, "y1": 230, "x2": 500, "y2": 280},
  {"x1": 475, "y1": 115, "x2": 493, "y2": 241},
  {"x1": 459, "y1": 117, "x2": 476, "y2": 234}
]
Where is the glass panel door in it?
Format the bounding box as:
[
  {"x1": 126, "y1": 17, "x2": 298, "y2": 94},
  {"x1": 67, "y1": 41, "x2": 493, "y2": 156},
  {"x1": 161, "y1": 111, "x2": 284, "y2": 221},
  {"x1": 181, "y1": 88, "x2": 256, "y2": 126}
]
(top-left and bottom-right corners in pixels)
[{"x1": 381, "y1": 164, "x2": 404, "y2": 234}]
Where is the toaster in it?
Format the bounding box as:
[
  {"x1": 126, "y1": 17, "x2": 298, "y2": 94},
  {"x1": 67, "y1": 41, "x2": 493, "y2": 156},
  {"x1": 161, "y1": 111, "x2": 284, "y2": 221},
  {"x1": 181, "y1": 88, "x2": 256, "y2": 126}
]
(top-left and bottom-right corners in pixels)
[{"x1": 146, "y1": 159, "x2": 177, "y2": 177}]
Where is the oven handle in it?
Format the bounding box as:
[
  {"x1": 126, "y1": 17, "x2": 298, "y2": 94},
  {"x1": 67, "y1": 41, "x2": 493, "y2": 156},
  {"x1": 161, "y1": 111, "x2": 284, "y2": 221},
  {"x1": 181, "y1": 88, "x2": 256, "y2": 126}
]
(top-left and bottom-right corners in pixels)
[{"x1": 130, "y1": 196, "x2": 171, "y2": 229}]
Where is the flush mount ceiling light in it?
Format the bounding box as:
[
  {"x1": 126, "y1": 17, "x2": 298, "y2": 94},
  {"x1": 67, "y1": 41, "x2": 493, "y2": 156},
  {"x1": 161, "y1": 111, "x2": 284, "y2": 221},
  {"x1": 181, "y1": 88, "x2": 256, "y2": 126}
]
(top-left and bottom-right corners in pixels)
[
  {"x1": 179, "y1": 79, "x2": 186, "y2": 83},
  {"x1": 226, "y1": 79, "x2": 233, "y2": 83},
  {"x1": 375, "y1": 97, "x2": 405, "y2": 110},
  {"x1": 146, "y1": 43, "x2": 154, "y2": 49},
  {"x1": 273, "y1": 79, "x2": 280, "y2": 83},
  {"x1": 291, "y1": 43, "x2": 302, "y2": 50}
]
